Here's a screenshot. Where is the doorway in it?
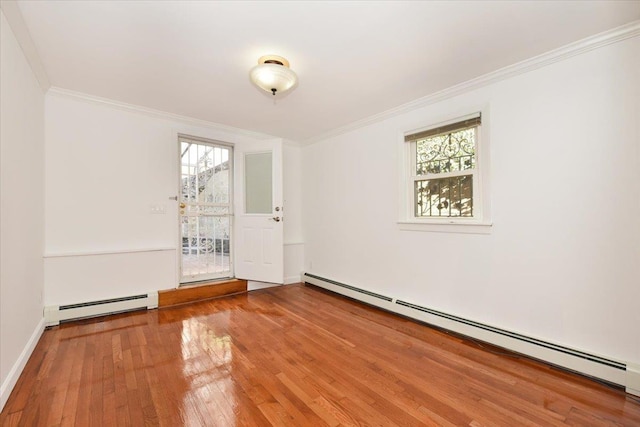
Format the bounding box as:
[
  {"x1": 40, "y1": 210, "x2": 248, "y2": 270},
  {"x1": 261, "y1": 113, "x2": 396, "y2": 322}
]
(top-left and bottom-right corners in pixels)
[{"x1": 179, "y1": 136, "x2": 233, "y2": 283}]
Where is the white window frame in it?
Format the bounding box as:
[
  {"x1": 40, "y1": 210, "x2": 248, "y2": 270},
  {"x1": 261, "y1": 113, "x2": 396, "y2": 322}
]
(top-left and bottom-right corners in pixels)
[{"x1": 398, "y1": 108, "x2": 492, "y2": 234}]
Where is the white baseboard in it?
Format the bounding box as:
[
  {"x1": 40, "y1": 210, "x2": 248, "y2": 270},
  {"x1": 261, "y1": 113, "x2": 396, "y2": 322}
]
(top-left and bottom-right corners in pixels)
[
  {"x1": 44, "y1": 292, "x2": 158, "y2": 326},
  {"x1": 303, "y1": 273, "x2": 636, "y2": 393},
  {"x1": 247, "y1": 281, "x2": 281, "y2": 291},
  {"x1": 627, "y1": 363, "x2": 640, "y2": 397},
  {"x1": 0, "y1": 317, "x2": 45, "y2": 411}
]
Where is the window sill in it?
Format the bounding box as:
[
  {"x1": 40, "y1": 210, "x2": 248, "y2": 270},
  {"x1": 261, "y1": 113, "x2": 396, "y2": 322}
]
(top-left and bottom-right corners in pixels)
[{"x1": 397, "y1": 220, "x2": 492, "y2": 234}]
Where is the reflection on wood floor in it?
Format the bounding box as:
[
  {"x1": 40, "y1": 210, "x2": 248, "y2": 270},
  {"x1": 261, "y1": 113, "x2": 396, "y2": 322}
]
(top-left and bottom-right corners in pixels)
[{"x1": 2, "y1": 284, "x2": 639, "y2": 426}]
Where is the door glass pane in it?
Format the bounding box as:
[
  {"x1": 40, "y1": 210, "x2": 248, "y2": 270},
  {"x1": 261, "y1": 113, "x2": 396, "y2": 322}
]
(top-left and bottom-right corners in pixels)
[
  {"x1": 181, "y1": 215, "x2": 230, "y2": 277},
  {"x1": 245, "y1": 152, "x2": 272, "y2": 214},
  {"x1": 180, "y1": 139, "x2": 232, "y2": 283},
  {"x1": 212, "y1": 147, "x2": 230, "y2": 204}
]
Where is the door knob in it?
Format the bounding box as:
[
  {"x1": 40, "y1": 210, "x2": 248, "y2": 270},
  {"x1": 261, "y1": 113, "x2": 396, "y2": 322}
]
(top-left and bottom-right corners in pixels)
[
  {"x1": 270, "y1": 216, "x2": 281, "y2": 222},
  {"x1": 179, "y1": 202, "x2": 186, "y2": 209}
]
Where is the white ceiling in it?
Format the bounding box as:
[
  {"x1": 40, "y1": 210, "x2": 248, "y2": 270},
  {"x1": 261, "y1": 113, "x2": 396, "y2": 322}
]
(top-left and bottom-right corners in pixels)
[{"x1": 16, "y1": 1, "x2": 640, "y2": 142}]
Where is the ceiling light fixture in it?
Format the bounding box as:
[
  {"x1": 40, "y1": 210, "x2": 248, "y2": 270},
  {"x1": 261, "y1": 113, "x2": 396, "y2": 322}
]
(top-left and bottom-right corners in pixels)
[{"x1": 249, "y1": 55, "x2": 298, "y2": 97}]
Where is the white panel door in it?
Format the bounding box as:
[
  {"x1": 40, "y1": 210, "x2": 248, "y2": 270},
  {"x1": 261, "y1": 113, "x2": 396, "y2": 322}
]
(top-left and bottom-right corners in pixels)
[{"x1": 234, "y1": 138, "x2": 283, "y2": 283}]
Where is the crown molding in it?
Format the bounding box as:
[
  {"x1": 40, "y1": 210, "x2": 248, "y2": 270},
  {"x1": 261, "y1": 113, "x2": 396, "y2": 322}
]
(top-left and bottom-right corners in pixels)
[
  {"x1": 303, "y1": 20, "x2": 640, "y2": 146},
  {"x1": 1, "y1": 1, "x2": 51, "y2": 92},
  {"x1": 46, "y1": 87, "x2": 277, "y2": 141}
]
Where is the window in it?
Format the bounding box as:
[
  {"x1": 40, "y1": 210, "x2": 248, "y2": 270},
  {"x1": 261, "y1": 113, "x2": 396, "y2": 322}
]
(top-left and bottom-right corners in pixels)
[{"x1": 400, "y1": 112, "x2": 490, "y2": 232}]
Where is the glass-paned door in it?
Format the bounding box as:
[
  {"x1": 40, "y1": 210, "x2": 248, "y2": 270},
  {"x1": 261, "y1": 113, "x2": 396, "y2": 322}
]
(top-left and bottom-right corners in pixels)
[
  {"x1": 234, "y1": 139, "x2": 284, "y2": 284},
  {"x1": 179, "y1": 137, "x2": 233, "y2": 283}
]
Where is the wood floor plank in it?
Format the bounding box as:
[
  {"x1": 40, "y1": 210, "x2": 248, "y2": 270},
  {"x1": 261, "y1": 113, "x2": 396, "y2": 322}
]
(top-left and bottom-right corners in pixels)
[
  {"x1": 59, "y1": 336, "x2": 85, "y2": 426},
  {"x1": 2, "y1": 284, "x2": 639, "y2": 426}
]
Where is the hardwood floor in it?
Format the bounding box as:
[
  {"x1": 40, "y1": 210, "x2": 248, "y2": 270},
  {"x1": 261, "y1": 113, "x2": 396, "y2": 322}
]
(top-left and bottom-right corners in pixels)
[{"x1": 2, "y1": 284, "x2": 639, "y2": 426}]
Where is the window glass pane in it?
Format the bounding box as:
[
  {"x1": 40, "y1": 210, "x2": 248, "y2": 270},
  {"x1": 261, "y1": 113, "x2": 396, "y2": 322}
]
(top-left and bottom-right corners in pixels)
[
  {"x1": 180, "y1": 143, "x2": 230, "y2": 205},
  {"x1": 181, "y1": 142, "x2": 196, "y2": 202},
  {"x1": 211, "y1": 147, "x2": 230, "y2": 204},
  {"x1": 416, "y1": 127, "x2": 476, "y2": 175},
  {"x1": 179, "y1": 138, "x2": 233, "y2": 282},
  {"x1": 245, "y1": 152, "x2": 272, "y2": 214},
  {"x1": 181, "y1": 215, "x2": 230, "y2": 274},
  {"x1": 415, "y1": 175, "x2": 473, "y2": 217},
  {"x1": 197, "y1": 145, "x2": 214, "y2": 204}
]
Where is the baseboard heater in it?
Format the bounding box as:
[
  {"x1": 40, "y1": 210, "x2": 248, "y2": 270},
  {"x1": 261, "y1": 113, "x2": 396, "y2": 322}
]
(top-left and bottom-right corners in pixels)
[
  {"x1": 44, "y1": 292, "x2": 159, "y2": 326},
  {"x1": 303, "y1": 273, "x2": 640, "y2": 397}
]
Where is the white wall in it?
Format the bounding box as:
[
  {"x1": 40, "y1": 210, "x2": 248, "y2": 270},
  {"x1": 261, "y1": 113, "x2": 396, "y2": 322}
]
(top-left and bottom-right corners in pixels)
[
  {"x1": 302, "y1": 36, "x2": 640, "y2": 365},
  {"x1": 44, "y1": 93, "x2": 305, "y2": 304},
  {"x1": 283, "y1": 144, "x2": 304, "y2": 283},
  {"x1": 0, "y1": 10, "x2": 45, "y2": 407}
]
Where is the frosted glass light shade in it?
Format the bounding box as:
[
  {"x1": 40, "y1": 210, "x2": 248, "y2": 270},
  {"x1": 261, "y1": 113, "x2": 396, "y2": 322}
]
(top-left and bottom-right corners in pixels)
[{"x1": 249, "y1": 56, "x2": 298, "y2": 95}]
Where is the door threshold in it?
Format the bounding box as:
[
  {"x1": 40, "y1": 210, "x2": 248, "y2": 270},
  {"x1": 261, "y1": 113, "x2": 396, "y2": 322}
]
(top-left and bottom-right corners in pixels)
[
  {"x1": 179, "y1": 277, "x2": 235, "y2": 288},
  {"x1": 159, "y1": 278, "x2": 247, "y2": 307}
]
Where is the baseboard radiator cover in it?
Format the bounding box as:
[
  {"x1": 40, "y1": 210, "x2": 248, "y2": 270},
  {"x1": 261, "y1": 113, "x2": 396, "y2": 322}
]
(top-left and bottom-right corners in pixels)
[
  {"x1": 303, "y1": 273, "x2": 639, "y2": 397},
  {"x1": 44, "y1": 292, "x2": 159, "y2": 326}
]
